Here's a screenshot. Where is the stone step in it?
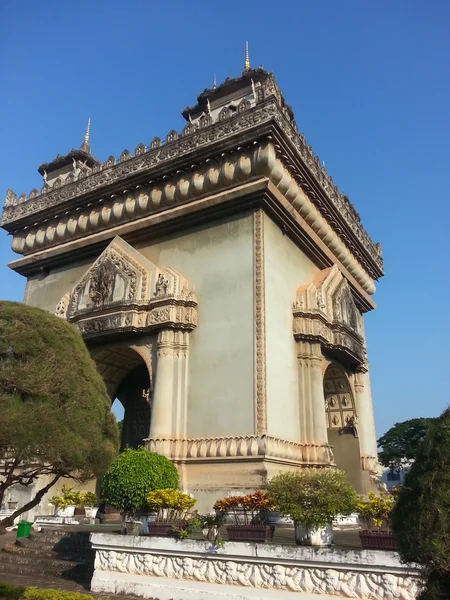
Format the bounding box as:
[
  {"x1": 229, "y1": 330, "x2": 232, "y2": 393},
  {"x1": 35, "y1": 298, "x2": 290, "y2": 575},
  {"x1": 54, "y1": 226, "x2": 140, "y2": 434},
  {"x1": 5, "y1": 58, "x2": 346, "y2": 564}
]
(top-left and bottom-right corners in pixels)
[
  {"x1": 3, "y1": 544, "x2": 94, "y2": 563},
  {"x1": 31, "y1": 530, "x2": 91, "y2": 543},
  {"x1": 0, "y1": 551, "x2": 93, "y2": 571},
  {"x1": 0, "y1": 553, "x2": 92, "y2": 580},
  {"x1": 18, "y1": 540, "x2": 92, "y2": 554}
]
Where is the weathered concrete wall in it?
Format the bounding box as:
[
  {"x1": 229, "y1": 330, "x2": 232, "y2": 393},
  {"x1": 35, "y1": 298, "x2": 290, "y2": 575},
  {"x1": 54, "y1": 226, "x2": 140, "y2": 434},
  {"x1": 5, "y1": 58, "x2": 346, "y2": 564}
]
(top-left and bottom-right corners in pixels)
[{"x1": 263, "y1": 214, "x2": 319, "y2": 441}]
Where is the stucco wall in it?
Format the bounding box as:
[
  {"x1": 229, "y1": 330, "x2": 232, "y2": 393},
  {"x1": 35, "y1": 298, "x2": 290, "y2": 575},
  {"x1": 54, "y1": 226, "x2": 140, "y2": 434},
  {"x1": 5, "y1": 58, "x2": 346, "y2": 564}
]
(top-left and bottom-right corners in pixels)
[
  {"x1": 136, "y1": 213, "x2": 254, "y2": 437},
  {"x1": 22, "y1": 214, "x2": 255, "y2": 438},
  {"x1": 25, "y1": 258, "x2": 93, "y2": 311},
  {"x1": 263, "y1": 215, "x2": 319, "y2": 441}
]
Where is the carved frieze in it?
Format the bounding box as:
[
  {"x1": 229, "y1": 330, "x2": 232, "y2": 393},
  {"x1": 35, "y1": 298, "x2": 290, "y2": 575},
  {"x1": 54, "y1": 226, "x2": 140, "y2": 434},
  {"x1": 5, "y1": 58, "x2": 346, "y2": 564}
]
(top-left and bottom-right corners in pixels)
[
  {"x1": 94, "y1": 548, "x2": 419, "y2": 600},
  {"x1": 293, "y1": 265, "x2": 365, "y2": 365},
  {"x1": 56, "y1": 236, "x2": 197, "y2": 340}
]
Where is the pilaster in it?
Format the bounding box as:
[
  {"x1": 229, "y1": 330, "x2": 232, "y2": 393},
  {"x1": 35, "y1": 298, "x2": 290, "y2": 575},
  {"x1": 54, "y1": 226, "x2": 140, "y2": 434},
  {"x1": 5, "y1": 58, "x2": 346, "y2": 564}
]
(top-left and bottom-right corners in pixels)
[
  {"x1": 296, "y1": 341, "x2": 330, "y2": 452},
  {"x1": 353, "y1": 369, "x2": 378, "y2": 461},
  {"x1": 150, "y1": 329, "x2": 189, "y2": 443}
]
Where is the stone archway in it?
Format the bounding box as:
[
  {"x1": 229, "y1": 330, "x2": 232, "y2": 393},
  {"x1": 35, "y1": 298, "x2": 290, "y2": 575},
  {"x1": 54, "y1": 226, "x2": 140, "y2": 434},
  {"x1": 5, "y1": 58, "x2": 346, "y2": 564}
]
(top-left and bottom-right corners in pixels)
[
  {"x1": 90, "y1": 343, "x2": 154, "y2": 450},
  {"x1": 323, "y1": 363, "x2": 363, "y2": 492}
]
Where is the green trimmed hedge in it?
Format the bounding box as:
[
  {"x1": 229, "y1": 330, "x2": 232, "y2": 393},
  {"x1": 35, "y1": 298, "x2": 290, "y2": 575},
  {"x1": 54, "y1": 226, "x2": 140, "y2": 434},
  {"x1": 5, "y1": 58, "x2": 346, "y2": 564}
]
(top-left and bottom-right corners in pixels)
[{"x1": 0, "y1": 583, "x2": 113, "y2": 600}]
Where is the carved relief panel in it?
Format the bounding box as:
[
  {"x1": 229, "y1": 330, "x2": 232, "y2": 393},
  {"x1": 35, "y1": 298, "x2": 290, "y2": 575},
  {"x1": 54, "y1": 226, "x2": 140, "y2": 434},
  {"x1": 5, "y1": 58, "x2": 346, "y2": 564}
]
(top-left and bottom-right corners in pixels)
[
  {"x1": 293, "y1": 265, "x2": 365, "y2": 366},
  {"x1": 54, "y1": 236, "x2": 198, "y2": 340},
  {"x1": 323, "y1": 364, "x2": 356, "y2": 432}
]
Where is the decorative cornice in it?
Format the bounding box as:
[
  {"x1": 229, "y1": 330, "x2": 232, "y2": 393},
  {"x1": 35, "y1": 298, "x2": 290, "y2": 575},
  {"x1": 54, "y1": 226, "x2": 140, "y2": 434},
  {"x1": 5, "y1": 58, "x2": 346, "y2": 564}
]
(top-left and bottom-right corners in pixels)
[
  {"x1": 145, "y1": 434, "x2": 334, "y2": 466},
  {"x1": 254, "y1": 209, "x2": 267, "y2": 434},
  {"x1": 9, "y1": 143, "x2": 376, "y2": 295},
  {"x1": 2, "y1": 92, "x2": 382, "y2": 280}
]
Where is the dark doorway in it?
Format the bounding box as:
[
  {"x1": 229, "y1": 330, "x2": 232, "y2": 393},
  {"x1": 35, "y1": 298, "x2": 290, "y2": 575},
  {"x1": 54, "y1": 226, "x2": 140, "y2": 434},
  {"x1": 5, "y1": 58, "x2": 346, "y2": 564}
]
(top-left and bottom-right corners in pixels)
[{"x1": 115, "y1": 364, "x2": 151, "y2": 450}]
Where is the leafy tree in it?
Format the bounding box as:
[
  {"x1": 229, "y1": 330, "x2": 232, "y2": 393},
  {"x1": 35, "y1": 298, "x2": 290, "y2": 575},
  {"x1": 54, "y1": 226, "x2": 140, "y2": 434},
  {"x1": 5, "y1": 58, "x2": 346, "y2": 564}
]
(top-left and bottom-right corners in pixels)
[
  {"x1": 101, "y1": 447, "x2": 179, "y2": 519},
  {"x1": 377, "y1": 418, "x2": 435, "y2": 470},
  {"x1": 268, "y1": 469, "x2": 357, "y2": 529},
  {"x1": 0, "y1": 301, "x2": 119, "y2": 533},
  {"x1": 392, "y1": 408, "x2": 450, "y2": 599}
]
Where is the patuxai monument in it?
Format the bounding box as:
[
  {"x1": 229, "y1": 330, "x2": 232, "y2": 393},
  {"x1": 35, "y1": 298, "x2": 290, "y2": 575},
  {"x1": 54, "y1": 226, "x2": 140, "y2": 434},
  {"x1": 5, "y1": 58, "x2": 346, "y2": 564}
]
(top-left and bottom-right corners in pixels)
[{"x1": 1, "y1": 50, "x2": 384, "y2": 510}]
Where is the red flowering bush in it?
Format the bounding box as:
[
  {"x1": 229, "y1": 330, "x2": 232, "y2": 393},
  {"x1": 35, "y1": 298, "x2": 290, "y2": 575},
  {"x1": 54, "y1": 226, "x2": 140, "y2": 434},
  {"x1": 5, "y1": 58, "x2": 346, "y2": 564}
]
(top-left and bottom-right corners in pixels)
[{"x1": 214, "y1": 491, "x2": 276, "y2": 525}]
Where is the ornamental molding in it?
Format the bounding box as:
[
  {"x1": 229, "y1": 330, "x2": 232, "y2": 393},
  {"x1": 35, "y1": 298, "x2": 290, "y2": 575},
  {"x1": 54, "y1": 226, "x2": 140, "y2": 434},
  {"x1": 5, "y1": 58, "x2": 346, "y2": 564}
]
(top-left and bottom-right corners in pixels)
[
  {"x1": 55, "y1": 236, "x2": 197, "y2": 340},
  {"x1": 93, "y1": 547, "x2": 419, "y2": 600},
  {"x1": 253, "y1": 209, "x2": 267, "y2": 434},
  {"x1": 10, "y1": 143, "x2": 376, "y2": 296},
  {"x1": 3, "y1": 97, "x2": 382, "y2": 282},
  {"x1": 293, "y1": 265, "x2": 365, "y2": 365},
  {"x1": 145, "y1": 434, "x2": 334, "y2": 466}
]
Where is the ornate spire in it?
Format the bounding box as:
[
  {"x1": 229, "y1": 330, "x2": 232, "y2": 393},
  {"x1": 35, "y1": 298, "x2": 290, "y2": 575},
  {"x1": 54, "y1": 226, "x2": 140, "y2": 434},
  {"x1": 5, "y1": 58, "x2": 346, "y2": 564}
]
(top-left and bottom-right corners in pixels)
[
  {"x1": 244, "y1": 41, "x2": 250, "y2": 71},
  {"x1": 84, "y1": 118, "x2": 90, "y2": 145},
  {"x1": 213, "y1": 73, "x2": 217, "y2": 89},
  {"x1": 81, "y1": 118, "x2": 91, "y2": 153}
]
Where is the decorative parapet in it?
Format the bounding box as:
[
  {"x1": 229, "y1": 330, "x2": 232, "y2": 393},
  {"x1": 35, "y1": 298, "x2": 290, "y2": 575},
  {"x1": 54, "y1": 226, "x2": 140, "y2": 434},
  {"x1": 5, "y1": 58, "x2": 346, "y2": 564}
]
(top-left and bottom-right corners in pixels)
[
  {"x1": 145, "y1": 434, "x2": 334, "y2": 467},
  {"x1": 90, "y1": 533, "x2": 420, "y2": 600},
  {"x1": 293, "y1": 265, "x2": 366, "y2": 362},
  {"x1": 2, "y1": 79, "x2": 382, "y2": 278}
]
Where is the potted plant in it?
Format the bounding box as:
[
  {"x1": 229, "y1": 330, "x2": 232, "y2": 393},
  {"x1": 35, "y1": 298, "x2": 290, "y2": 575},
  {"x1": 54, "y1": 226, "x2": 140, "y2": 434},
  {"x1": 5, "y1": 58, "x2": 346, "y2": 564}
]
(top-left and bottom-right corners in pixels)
[
  {"x1": 268, "y1": 469, "x2": 357, "y2": 546},
  {"x1": 146, "y1": 488, "x2": 196, "y2": 537},
  {"x1": 48, "y1": 485, "x2": 80, "y2": 517},
  {"x1": 198, "y1": 512, "x2": 226, "y2": 545},
  {"x1": 214, "y1": 491, "x2": 276, "y2": 543},
  {"x1": 357, "y1": 491, "x2": 397, "y2": 550},
  {"x1": 80, "y1": 492, "x2": 98, "y2": 519},
  {"x1": 101, "y1": 447, "x2": 179, "y2": 535}
]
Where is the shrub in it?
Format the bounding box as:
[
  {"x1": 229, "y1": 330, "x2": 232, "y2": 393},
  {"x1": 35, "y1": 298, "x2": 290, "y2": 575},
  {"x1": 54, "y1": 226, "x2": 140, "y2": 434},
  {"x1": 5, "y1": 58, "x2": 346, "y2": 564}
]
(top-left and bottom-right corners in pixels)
[
  {"x1": 0, "y1": 582, "x2": 25, "y2": 599},
  {"x1": 48, "y1": 486, "x2": 84, "y2": 509},
  {"x1": 147, "y1": 488, "x2": 196, "y2": 521},
  {"x1": 101, "y1": 447, "x2": 179, "y2": 518},
  {"x1": 268, "y1": 469, "x2": 357, "y2": 528},
  {"x1": 80, "y1": 491, "x2": 97, "y2": 507},
  {"x1": 23, "y1": 589, "x2": 94, "y2": 600},
  {"x1": 0, "y1": 585, "x2": 102, "y2": 600},
  {"x1": 356, "y1": 491, "x2": 396, "y2": 531},
  {"x1": 214, "y1": 491, "x2": 276, "y2": 525},
  {"x1": 392, "y1": 408, "x2": 450, "y2": 600}
]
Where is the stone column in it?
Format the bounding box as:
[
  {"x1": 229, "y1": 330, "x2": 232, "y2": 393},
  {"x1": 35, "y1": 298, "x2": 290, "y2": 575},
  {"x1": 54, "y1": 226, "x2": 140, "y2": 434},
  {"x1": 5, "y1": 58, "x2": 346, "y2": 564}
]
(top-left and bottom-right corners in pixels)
[
  {"x1": 150, "y1": 329, "x2": 176, "y2": 438},
  {"x1": 297, "y1": 341, "x2": 330, "y2": 463}
]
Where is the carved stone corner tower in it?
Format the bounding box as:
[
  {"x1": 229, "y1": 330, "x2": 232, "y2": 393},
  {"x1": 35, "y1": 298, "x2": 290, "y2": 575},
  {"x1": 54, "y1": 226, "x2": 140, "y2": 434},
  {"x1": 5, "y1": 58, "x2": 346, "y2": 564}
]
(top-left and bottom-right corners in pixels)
[{"x1": 2, "y1": 64, "x2": 384, "y2": 508}]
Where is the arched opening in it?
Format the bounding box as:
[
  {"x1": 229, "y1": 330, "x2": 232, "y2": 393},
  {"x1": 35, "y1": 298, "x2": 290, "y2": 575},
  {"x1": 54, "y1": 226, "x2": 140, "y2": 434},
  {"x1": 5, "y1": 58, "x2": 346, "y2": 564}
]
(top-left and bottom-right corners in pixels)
[
  {"x1": 90, "y1": 344, "x2": 153, "y2": 451},
  {"x1": 323, "y1": 363, "x2": 362, "y2": 492}
]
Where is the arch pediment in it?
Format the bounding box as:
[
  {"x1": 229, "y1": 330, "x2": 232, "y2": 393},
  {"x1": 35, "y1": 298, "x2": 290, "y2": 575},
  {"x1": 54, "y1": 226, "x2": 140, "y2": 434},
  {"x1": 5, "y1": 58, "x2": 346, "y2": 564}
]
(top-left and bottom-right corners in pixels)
[
  {"x1": 293, "y1": 265, "x2": 364, "y2": 365},
  {"x1": 55, "y1": 236, "x2": 197, "y2": 339}
]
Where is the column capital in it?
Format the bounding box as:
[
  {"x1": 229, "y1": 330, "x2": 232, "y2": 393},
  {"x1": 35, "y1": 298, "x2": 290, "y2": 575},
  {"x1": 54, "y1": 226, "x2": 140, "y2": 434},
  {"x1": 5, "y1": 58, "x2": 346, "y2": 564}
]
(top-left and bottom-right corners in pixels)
[
  {"x1": 296, "y1": 341, "x2": 322, "y2": 369},
  {"x1": 157, "y1": 329, "x2": 189, "y2": 358}
]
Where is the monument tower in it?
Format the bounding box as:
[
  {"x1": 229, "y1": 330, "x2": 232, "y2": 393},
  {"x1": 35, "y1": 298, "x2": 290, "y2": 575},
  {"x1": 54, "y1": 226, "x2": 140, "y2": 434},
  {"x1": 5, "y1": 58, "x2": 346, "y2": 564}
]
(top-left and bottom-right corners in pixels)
[{"x1": 1, "y1": 48, "x2": 384, "y2": 507}]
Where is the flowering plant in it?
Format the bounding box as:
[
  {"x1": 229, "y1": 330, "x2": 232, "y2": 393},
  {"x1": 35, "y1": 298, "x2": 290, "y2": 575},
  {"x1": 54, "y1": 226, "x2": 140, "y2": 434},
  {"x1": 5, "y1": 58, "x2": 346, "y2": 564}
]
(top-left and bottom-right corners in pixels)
[
  {"x1": 214, "y1": 491, "x2": 276, "y2": 525},
  {"x1": 146, "y1": 488, "x2": 196, "y2": 523},
  {"x1": 356, "y1": 492, "x2": 396, "y2": 531}
]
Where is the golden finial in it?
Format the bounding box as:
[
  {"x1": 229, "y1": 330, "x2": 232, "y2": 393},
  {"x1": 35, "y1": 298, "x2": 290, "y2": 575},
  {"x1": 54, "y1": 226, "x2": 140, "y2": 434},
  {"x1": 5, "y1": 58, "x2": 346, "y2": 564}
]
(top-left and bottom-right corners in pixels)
[
  {"x1": 84, "y1": 118, "x2": 91, "y2": 145},
  {"x1": 244, "y1": 41, "x2": 250, "y2": 70},
  {"x1": 213, "y1": 73, "x2": 217, "y2": 89}
]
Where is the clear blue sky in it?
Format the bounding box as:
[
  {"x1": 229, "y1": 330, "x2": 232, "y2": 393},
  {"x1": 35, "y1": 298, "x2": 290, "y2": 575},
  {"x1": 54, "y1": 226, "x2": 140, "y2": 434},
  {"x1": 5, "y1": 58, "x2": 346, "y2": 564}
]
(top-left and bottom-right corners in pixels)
[{"x1": 1, "y1": 0, "x2": 449, "y2": 438}]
